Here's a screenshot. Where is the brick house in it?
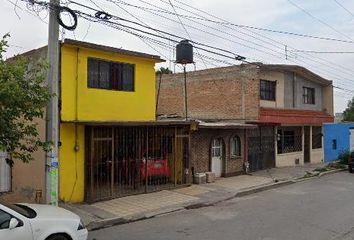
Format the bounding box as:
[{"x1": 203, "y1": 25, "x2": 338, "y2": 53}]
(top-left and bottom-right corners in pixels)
[{"x1": 157, "y1": 63, "x2": 333, "y2": 176}]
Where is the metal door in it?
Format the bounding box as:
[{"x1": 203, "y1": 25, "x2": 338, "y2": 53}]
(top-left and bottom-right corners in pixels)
[
  {"x1": 211, "y1": 138, "x2": 223, "y2": 177},
  {"x1": 248, "y1": 126, "x2": 275, "y2": 172}
]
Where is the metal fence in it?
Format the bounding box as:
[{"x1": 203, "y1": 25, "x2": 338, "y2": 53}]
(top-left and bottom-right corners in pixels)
[
  {"x1": 277, "y1": 127, "x2": 303, "y2": 154},
  {"x1": 85, "y1": 126, "x2": 189, "y2": 202}
]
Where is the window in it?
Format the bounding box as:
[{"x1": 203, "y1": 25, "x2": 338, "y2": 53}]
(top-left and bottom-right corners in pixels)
[
  {"x1": 277, "y1": 127, "x2": 302, "y2": 154},
  {"x1": 88, "y1": 58, "x2": 134, "y2": 91},
  {"x1": 332, "y1": 139, "x2": 337, "y2": 150},
  {"x1": 303, "y1": 87, "x2": 315, "y2": 104},
  {"x1": 230, "y1": 136, "x2": 241, "y2": 157},
  {"x1": 211, "y1": 138, "x2": 222, "y2": 157},
  {"x1": 312, "y1": 126, "x2": 322, "y2": 149},
  {"x1": 260, "y1": 80, "x2": 276, "y2": 101},
  {"x1": 0, "y1": 209, "x2": 11, "y2": 229}
]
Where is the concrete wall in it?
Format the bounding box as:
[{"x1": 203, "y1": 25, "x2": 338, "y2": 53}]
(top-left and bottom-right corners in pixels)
[
  {"x1": 276, "y1": 152, "x2": 304, "y2": 167},
  {"x1": 284, "y1": 72, "x2": 295, "y2": 108},
  {"x1": 311, "y1": 149, "x2": 324, "y2": 164},
  {"x1": 295, "y1": 75, "x2": 323, "y2": 111},
  {"x1": 61, "y1": 44, "x2": 157, "y2": 122},
  {"x1": 323, "y1": 85, "x2": 334, "y2": 115},
  {"x1": 0, "y1": 118, "x2": 46, "y2": 203},
  {"x1": 323, "y1": 123, "x2": 354, "y2": 162},
  {"x1": 190, "y1": 129, "x2": 246, "y2": 177},
  {"x1": 259, "y1": 71, "x2": 285, "y2": 108},
  {"x1": 157, "y1": 65, "x2": 260, "y2": 121},
  {"x1": 0, "y1": 48, "x2": 47, "y2": 203}
]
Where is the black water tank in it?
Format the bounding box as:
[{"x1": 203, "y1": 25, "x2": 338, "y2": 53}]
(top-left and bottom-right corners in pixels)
[{"x1": 176, "y1": 40, "x2": 193, "y2": 64}]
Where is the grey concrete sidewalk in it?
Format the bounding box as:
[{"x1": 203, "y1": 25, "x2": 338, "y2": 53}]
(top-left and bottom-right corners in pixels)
[{"x1": 61, "y1": 163, "x2": 342, "y2": 231}]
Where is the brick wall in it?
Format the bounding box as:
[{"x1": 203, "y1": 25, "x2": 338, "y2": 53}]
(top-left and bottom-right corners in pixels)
[
  {"x1": 157, "y1": 64, "x2": 260, "y2": 121},
  {"x1": 190, "y1": 129, "x2": 246, "y2": 177}
]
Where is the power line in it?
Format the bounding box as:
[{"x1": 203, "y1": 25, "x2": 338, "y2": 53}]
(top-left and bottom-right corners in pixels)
[
  {"x1": 333, "y1": 0, "x2": 354, "y2": 18},
  {"x1": 293, "y1": 50, "x2": 354, "y2": 54},
  {"x1": 161, "y1": 0, "x2": 354, "y2": 87},
  {"x1": 287, "y1": 0, "x2": 353, "y2": 41},
  {"x1": 167, "y1": 0, "x2": 207, "y2": 68},
  {"x1": 19, "y1": 0, "x2": 354, "y2": 94}
]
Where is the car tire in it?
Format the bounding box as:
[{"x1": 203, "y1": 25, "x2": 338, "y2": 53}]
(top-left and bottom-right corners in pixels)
[
  {"x1": 46, "y1": 234, "x2": 69, "y2": 240},
  {"x1": 349, "y1": 165, "x2": 353, "y2": 173}
]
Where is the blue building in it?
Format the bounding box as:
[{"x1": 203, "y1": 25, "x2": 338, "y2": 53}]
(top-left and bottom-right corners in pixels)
[{"x1": 323, "y1": 123, "x2": 354, "y2": 162}]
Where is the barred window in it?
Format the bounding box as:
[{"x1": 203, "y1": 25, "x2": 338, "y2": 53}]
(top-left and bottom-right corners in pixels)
[
  {"x1": 312, "y1": 126, "x2": 322, "y2": 149},
  {"x1": 277, "y1": 127, "x2": 302, "y2": 154},
  {"x1": 260, "y1": 80, "x2": 276, "y2": 101},
  {"x1": 230, "y1": 135, "x2": 241, "y2": 157},
  {"x1": 211, "y1": 138, "x2": 222, "y2": 157},
  {"x1": 303, "y1": 87, "x2": 315, "y2": 104},
  {"x1": 88, "y1": 58, "x2": 134, "y2": 91}
]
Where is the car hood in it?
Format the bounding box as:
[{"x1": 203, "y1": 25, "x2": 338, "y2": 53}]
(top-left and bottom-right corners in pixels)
[{"x1": 20, "y1": 203, "x2": 80, "y2": 221}]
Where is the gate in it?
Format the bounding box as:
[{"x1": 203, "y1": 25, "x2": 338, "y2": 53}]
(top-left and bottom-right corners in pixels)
[
  {"x1": 86, "y1": 126, "x2": 189, "y2": 202},
  {"x1": 248, "y1": 126, "x2": 275, "y2": 172}
]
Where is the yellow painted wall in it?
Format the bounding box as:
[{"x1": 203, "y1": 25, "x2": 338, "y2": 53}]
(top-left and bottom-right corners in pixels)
[
  {"x1": 59, "y1": 44, "x2": 159, "y2": 202},
  {"x1": 59, "y1": 123, "x2": 85, "y2": 203},
  {"x1": 60, "y1": 44, "x2": 157, "y2": 122}
]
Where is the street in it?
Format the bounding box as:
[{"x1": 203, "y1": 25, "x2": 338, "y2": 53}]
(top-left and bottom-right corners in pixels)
[{"x1": 89, "y1": 172, "x2": 354, "y2": 240}]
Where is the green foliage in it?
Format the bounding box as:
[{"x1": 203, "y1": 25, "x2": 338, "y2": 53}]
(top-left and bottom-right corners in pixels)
[
  {"x1": 338, "y1": 149, "x2": 351, "y2": 165},
  {"x1": 343, "y1": 96, "x2": 354, "y2": 121},
  {"x1": 156, "y1": 67, "x2": 173, "y2": 75},
  {"x1": 0, "y1": 34, "x2": 52, "y2": 164}
]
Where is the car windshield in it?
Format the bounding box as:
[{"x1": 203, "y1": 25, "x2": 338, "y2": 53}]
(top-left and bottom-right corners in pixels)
[{"x1": 3, "y1": 203, "x2": 37, "y2": 219}]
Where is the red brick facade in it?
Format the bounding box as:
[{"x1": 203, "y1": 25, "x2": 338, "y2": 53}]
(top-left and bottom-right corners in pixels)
[
  {"x1": 157, "y1": 64, "x2": 260, "y2": 120},
  {"x1": 190, "y1": 129, "x2": 246, "y2": 177}
]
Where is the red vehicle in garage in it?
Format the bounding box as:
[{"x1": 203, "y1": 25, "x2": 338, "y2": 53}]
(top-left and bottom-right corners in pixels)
[{"x1": 140, "y1": 150, "x2": 171, "y2": 183}]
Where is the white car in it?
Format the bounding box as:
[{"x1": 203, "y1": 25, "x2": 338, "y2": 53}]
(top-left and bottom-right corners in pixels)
[{"x1": 0, "y1": 202, "x2": 88, "y2": 240}]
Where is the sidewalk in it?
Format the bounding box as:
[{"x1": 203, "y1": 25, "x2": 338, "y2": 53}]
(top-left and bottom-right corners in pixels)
[{"x1": 61, "y1": 163, "x2": 342, "y2": 231}]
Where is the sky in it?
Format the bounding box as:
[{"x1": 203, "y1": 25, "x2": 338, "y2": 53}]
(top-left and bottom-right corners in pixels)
[{"x1": 1, "y1": 0, "x2": 354, "y2": 113}]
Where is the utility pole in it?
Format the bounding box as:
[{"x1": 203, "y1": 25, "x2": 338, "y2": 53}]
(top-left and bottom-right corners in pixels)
[
  {"x1": 45, "y1": 0, "x2": 60, "y2": 206},
  {"x1": 285, "y1": 45, "x2": 288, "y2": 60}
]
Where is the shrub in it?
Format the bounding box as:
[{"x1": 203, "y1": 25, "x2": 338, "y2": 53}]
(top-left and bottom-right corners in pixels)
[{"x1": 338, "y1": 150, "x2": 351, "y2": 165}]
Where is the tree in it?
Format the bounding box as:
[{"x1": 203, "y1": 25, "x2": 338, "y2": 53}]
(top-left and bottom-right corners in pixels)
[
  {"x1": 0, "y1": 34, "x2": 52, "y2": 165},
  {"x1": 156, "y1": 67, "x2": 173, "y2": 75},
  {"x1": 343, "y1": 96, "x2": 354, "y2": 122}
]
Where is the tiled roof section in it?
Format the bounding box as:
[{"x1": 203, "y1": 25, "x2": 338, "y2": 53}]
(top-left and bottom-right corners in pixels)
[
  {"x1": 63, "y1": 39, "x2": 165, "y2": 62},
  {"x1": 259, "y1": 107, "x2": 334, "y2": 125}
]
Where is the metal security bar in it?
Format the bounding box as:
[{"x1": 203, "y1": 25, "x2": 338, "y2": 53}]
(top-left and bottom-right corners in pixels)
[{"x1": 86, "y1": 126, "x2": 189, "y2": 202}]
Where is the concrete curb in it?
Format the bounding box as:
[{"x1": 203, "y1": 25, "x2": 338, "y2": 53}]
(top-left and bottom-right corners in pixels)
[
  {"x1": 234, "y1": 180, "x2": 295, "y2": 198},
  {"x1": 295, "y1": 168, "x2": 345, "y2": 183},
  {"x1": 318, "y1": 168, "x2": 345, "y2": 177},
  {"x1": 87, "y1": 180, "x2": 295, "y2": 231},
  {"x1": 86, "y1": 170, "x2": 346, "y2": 231}
]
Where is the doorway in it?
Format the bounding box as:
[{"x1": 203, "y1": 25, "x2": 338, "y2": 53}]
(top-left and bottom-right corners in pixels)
[{"x1": 211, "y1": 138, "x2": 223, "y2": 177}]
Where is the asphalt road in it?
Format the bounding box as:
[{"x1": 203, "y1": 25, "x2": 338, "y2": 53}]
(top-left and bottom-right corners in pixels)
[{"x1": 89, "y1": 172, "x2": 354, "y2": 240}]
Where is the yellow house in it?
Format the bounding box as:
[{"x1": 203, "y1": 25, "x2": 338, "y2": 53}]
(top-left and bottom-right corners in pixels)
[{"x1": 59, "y1": 40, "x2": 190, "y2": 203}]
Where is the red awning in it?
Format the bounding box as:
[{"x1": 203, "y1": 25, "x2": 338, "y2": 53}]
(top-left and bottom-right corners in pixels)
[{"x1": 258, "y1": 108, "x2": 334, "y2": 125}]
